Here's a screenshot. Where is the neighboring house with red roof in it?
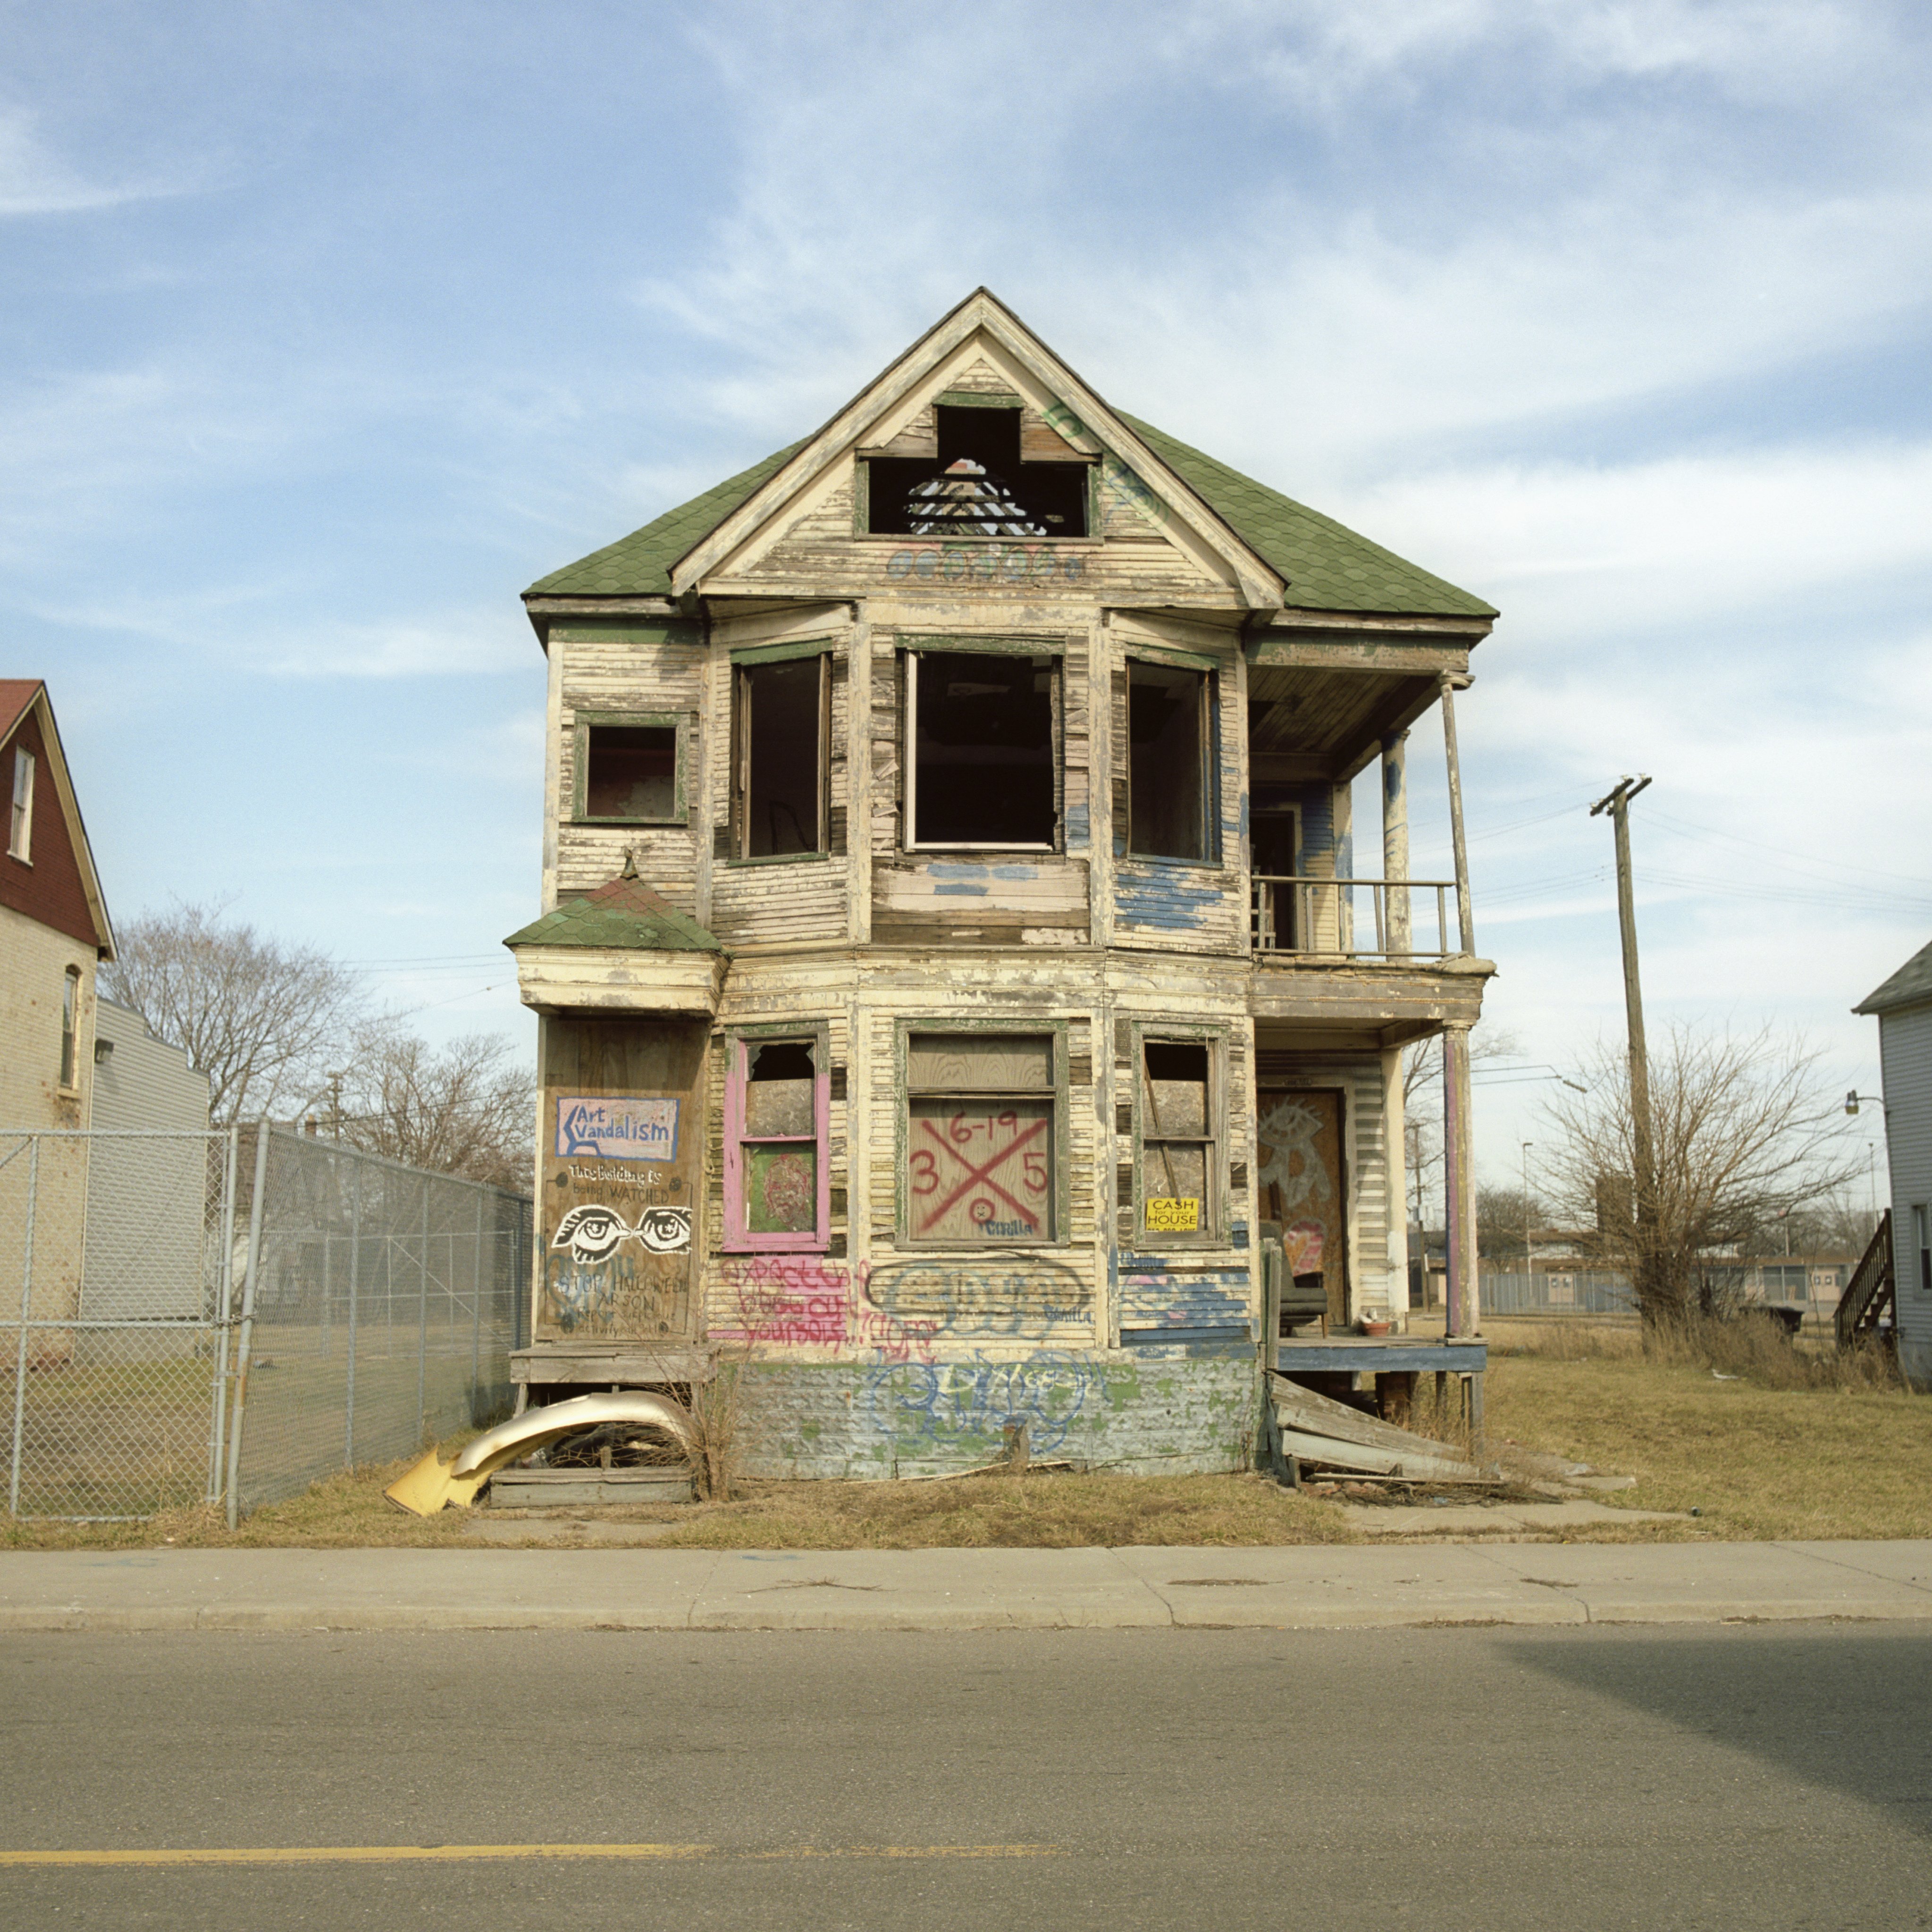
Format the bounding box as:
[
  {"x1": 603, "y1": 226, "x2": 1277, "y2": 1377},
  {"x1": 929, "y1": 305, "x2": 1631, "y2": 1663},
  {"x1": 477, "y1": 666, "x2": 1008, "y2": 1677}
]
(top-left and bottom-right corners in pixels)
[
  {"x1": 1, "y1": 681, "x2": 115, "y2": 1133},
  {"x1": 1, "y1": 681, "x2": 116, "y2": 1348}
]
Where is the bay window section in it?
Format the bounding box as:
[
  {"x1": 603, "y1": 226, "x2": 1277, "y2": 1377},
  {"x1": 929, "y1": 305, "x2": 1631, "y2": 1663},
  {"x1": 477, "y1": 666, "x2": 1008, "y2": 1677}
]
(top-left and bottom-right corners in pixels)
[{"x1": 906, "y1": 647, "x2": 1058, "y2": 850}]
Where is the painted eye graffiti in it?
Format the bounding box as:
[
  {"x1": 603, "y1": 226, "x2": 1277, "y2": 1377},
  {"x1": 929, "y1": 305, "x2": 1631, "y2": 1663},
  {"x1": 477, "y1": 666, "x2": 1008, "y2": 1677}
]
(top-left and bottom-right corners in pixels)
[
  {"x1": 635, "y1": 1208, "x2": 694, "y2": 1253},
  {"x1": 551, "y1": 1203, "x2": 693, "y2": 1263}
]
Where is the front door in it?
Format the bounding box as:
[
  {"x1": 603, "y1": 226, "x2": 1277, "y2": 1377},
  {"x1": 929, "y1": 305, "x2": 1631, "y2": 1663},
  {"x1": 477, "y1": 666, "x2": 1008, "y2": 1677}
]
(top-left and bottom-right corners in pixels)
[
  {"x1": 1251, "y1": 812, "x2": 1298, "y2": 950},
  {"x1": 1255, "y1": 1088, "x2": 1347, "y2": 1327},
  {"x1": 538, "y1": 1017, "x2": 707, "y2": 1342}
]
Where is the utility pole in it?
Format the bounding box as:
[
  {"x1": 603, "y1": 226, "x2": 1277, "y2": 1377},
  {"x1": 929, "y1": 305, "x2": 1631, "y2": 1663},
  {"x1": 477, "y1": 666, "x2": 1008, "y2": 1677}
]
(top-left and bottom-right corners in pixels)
[
  {"x1": 1589, "y1": 775, "x2": 1655, "y2": 1310},
  {"x1": 1520, "y1": 1140, "x2": 1534, "y2": 1275}
]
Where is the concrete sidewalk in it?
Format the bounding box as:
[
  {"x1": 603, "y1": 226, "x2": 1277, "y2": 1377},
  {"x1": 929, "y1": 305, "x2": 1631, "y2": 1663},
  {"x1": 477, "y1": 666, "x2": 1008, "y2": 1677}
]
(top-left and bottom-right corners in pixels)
[{"x1": 1, "y1": 1542, "x2": 1928, "y2": 1632}]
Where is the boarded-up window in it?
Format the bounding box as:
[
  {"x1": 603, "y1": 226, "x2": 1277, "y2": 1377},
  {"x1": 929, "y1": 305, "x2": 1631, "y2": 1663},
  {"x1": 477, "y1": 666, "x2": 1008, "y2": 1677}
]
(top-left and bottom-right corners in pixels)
[
  {"x1": 1140, "y1": 1038, "x2": 1216, "y2": 1238},
  {"x1": 724, "y1": 1033, "x2": 828, "y2": 1250},
  {"x1": 1128, "y1": 661, "x2": 1211, "y2": 861},
  {"x1": 907, "y1": 650, "x2": 1057, "y2": 849},
  {"x1": 581, "y1": 722, "x2": 680, "y2": 823},
  {"x1": 905, "y1": 1033, "x2": 1055, "y2": 1243},
  {"x1": 732, "y1": 655, "x2": 827, "y2": 859}
]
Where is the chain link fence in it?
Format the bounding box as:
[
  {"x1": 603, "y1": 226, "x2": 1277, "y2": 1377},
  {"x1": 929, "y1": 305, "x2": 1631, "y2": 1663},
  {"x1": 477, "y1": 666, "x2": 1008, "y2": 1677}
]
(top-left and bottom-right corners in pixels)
[{"x1": 1, "y1": 1126, "x2": 532, "y2": 1522}]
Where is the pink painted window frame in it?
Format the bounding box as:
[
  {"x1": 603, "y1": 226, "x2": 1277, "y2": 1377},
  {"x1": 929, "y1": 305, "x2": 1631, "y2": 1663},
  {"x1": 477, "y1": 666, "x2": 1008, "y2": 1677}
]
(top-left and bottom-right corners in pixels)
[{"x1": 722, "y1": 1030, "x2": 831, "y2": 1253}]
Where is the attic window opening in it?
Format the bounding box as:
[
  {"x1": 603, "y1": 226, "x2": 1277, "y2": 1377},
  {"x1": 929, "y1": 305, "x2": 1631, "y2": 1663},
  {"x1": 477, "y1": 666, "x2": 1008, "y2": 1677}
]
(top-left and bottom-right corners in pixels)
[
  {"x1": 8, "y1": 746, "x2": 32, "y2": 862},
  {"x1": 1128, "y1": 661, "x2": 1213, "y2": 862},
  {"x1": 865, "y1": 406, "x2": 1088, "y2": 540},
  {"x1": 907, "y1": 649, "x2": 1057, "y2": 850},
  {"x1": 578, "y1": 719, "x2": 684, "y2": 825}
]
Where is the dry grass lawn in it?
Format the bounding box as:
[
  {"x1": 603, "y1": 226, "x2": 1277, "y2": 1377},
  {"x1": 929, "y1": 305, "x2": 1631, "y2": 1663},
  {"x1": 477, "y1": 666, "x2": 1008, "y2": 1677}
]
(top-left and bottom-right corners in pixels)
[{"x1": 2, "y1": 1322, "x2": 1923, "y2": 1549}]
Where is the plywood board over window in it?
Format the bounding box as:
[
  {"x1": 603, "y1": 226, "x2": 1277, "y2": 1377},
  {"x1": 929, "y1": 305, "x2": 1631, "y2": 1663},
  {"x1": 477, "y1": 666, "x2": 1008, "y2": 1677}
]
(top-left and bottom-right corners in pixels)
[
  {"x1": 901, "y1": 1030, "x2": 1064, "y2": 1246},
  {"x1": 539, "y1": 1018, "x2": 707, "y2": 1342}
]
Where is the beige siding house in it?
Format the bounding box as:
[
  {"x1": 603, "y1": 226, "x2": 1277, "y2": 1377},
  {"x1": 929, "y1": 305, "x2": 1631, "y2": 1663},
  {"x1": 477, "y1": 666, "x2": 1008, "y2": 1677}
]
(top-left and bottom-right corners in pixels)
[{"x1": 504, "y1": 292, "x2": 1500, "y2": 1474}]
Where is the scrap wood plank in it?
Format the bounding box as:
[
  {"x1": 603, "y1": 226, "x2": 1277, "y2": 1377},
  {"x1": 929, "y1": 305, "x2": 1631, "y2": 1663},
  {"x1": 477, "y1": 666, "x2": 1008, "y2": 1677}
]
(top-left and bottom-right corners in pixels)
[{"x1": 1269, "y1": 1373, "x2": 1482, "y2": 1480}]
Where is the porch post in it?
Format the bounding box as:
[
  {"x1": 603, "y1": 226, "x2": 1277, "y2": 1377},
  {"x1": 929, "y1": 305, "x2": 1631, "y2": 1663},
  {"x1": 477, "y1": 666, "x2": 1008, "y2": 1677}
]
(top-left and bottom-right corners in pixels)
[
  {"x1": 1438, "y1": 673, "x2": 1475, "y2": 956},
  {"x1": 1380, "y1": 730, "x2": 1410, "y2": 958},
  {"x1": 1442, "y1": 1022, "x2": 1480, "y2": 1337}
]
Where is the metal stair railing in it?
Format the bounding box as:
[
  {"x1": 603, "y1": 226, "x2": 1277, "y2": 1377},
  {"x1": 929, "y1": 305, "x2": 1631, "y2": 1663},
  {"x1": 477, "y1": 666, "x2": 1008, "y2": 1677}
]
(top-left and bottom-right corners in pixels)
[{"x1": 1836, "y1": 1209, "x2": 1894, "y2": 1349}]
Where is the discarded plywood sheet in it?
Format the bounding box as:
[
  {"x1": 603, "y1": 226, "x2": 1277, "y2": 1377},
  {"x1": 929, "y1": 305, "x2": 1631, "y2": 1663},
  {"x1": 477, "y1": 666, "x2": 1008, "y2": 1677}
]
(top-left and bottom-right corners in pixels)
[{"x1": 1269, "y1": 1372, "x2": 1481, "y2": 1481}]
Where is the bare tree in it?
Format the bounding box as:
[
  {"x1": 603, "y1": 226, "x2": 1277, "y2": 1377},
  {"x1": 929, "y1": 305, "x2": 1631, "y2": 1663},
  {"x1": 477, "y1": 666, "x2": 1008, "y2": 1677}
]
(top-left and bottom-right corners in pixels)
[
  {"x1": 336, "y1": 1030, "x2": 534, "y2": 1191},
  {"x1": 1476, "y1": 1183, "x2": 1546, "y2": 1263},
  {"x1": 1539, "y1": 1025, "x2": 1863, "y2": 1323},
  {"x1": 101, "y1": 900, "x2": 365, "y2": 1122}
]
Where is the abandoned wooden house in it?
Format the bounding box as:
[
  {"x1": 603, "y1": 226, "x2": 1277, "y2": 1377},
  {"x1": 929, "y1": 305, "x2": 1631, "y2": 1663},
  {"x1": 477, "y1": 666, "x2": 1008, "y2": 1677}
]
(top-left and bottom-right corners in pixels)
[{"x1": 504, "y1": 289, "x2": 1498, "y2": 1477}]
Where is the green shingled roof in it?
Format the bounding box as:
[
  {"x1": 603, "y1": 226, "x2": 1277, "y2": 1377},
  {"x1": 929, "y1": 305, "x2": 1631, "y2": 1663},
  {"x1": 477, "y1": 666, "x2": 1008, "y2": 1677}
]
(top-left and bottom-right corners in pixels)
[
  {"x1": 524, "y1": 413, "x2": 1494, "y2": 620},
  {"x1": 1116, "y1": 413, "x2": 1496, "y2": 619},
  {"x1": 525, "y1": 439, "x2": 811, "y2": 597},
  {"x1": 504, "y1": 871, "x2": 721, "y2": 953}
]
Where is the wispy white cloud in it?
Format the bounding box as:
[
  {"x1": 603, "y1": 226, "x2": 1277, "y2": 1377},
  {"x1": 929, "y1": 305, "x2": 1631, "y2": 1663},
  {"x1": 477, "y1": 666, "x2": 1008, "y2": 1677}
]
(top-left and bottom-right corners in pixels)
[{"x1": 0, "y1": 107, "x2": 192, "y2": 216}]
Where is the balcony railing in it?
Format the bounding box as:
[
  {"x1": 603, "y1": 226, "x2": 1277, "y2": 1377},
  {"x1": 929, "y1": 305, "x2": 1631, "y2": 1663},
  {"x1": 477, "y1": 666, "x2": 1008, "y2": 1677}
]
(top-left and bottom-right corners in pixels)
[{"x1": 1251, "y1": 875, "x2": 1461, "y2": 961}]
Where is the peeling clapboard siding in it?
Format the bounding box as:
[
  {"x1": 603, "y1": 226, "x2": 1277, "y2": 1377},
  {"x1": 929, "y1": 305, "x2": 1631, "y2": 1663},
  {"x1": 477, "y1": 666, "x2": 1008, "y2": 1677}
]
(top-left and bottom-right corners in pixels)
[
  {"x1": 872, "y1": 857, "x2": 1090, "y2": 944},
  {"x1": 706, "y1": 626, "x2": 853, "y2": 947},
  {"x1": 554, "y1": 621, "x2": 705, "y2": 907}
]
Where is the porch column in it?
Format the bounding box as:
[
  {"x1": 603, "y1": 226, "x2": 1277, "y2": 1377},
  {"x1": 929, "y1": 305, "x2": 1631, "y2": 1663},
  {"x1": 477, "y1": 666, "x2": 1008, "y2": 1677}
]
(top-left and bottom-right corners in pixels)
[
  {"x1": 1380, "y1": 730, "x2": 1410, "y2": 958},
  {"x1": 1442, "y1": 1021, "x2": 1480, "y2": 1337},
  {"x1": 1381, "y1": 1045, "x2": 1410, "y2": 1331},
  {"x1": 1438, "y1": 673, "x2": 1475, "y2": 956}
]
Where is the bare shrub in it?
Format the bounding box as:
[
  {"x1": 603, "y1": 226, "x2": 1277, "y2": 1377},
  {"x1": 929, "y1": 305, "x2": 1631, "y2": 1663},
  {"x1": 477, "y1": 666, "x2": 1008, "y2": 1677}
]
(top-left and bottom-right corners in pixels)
[{"x1": 1541, "y1": 1026, "x2": 1863, "y2": 1326}]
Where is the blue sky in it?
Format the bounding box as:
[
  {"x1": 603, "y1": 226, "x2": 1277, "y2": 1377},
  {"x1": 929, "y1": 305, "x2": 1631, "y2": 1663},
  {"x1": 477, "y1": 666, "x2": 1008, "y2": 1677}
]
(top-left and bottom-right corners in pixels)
[{"x1": 7, "y1": 0, "x2": 1929, "y2": 1192}]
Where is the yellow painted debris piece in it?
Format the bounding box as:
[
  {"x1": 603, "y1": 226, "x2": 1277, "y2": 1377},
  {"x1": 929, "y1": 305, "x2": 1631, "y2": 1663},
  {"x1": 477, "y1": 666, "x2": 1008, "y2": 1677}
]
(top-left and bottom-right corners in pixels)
[{"x1": 384, "y1": 1391, "x2": 697, "y2": 1516}]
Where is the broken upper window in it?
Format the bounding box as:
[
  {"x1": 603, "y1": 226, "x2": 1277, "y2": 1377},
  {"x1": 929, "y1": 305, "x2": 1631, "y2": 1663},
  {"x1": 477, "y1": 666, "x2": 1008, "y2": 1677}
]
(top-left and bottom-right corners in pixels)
[
  {"x1": 906, "y1": 649, "x2": 1057, "y2": 850},
  {"x1": 904, "y1": 1033, "x2": 1056, "y2": 1244},
  {"x1": 1128, "y1": 661, "x2": 1213, "y2": 862},
  {"x1": 724, "y1": 1032, "x2": 828, "y2": 1250},
  {"x1": 8, "y1": 747, "x2": 32, "y2": 862},
  {"x1": 866, "y1": 406, "x2": 1088, "y2": 539},
  {"x1": 578, "y1": 718, "x2": 683, "y2": 823},
  {"x1": 1139, "y1": 1037, "x2": 1218, "y2": 1241},
  {"x1": 731, "y1": 653, "x2": 827, "y2": 860}
]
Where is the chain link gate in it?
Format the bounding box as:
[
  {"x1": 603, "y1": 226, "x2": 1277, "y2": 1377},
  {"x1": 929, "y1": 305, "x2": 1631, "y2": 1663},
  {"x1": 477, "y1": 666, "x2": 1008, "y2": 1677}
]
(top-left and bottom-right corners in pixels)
[{"x1": 1, "y1": 1126, "x2": 532, "y2": 1523}]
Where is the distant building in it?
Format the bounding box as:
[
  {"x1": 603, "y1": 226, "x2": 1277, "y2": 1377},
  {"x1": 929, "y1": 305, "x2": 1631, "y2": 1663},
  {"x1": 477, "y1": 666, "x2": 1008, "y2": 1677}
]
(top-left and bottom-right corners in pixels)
[
  {"x1": 1855, "y1": 940, "x2": 1932, "y2": 1382},
  {"x1": 83, "y1": 999, "x2": 214, "y2": 1331}
]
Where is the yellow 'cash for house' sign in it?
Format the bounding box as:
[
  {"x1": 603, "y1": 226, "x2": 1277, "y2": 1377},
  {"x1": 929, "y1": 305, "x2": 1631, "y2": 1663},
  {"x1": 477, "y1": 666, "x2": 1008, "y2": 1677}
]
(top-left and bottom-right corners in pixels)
[{"x1": 1144, "y1": 1197, "x2": 1200, "y2": 1233}]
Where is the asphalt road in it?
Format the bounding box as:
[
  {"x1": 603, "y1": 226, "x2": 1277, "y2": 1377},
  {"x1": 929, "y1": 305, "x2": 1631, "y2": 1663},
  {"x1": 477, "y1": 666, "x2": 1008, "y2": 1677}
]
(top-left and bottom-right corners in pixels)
[{"x1": 1, "y1": 1625, "x2": 1928, "y2": 1930}]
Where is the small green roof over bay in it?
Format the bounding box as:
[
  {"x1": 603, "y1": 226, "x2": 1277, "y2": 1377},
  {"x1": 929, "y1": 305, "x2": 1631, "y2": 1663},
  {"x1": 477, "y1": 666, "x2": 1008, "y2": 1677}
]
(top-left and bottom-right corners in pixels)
[
  {"x1": 524, "y1": 411, "x2": 1492, "y2": 621},
  {"x1": 504, "y1": 870, "x2": 721, "y2": 954}
]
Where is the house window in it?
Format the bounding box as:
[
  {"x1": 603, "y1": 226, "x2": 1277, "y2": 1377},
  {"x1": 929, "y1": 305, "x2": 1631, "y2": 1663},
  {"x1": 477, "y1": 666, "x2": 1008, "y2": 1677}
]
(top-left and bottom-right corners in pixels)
[
  {"x1": 573, "y1": 714, "x2": 687, "y2": 825},
  {"x1": 1916, "y1": 1205, "x2": 1930, "y2": 1294},
  {"x1": 1128, "y1": 660, "x2": 1213, "y2": 862},
  {"x1": 723, "y1": 1031, "x2": 829, "y2": 1250},
  {"x1": 906, "y1": 649, "x2": 1057, "y2": 849},
  {"x1": 8, "y1": 747, "x2": 32, "y2": 862},
  {"x1": 731, "y1": 652, "x2": 827, "y2": 860},
  {"x1": 1138, "y1": 1035, "x2": 1219, "y2": 1240},
  {"x1": 865, "y1": 405, "x2": 1089, "y2": 539},
  {"x1": 59, "y1": 966, "x2": 80, "y2": 1090},
  {"x1": 905, "y1": 1033, "x2": 1056, "y2": 1244}
]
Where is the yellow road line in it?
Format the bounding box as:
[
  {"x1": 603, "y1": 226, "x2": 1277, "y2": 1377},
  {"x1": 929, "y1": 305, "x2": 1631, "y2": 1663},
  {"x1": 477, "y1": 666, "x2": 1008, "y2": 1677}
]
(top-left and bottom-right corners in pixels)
[{"x1": 0, "y1": 1842, "x2": 1061, "y2": 1870}]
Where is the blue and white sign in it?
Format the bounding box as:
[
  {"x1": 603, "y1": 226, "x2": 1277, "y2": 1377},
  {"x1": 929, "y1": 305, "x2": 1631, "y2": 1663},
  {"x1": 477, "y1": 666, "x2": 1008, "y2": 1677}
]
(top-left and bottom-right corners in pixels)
[{"x1": 555, "y1": 1095, "x2": 680, "y2": 1162}]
